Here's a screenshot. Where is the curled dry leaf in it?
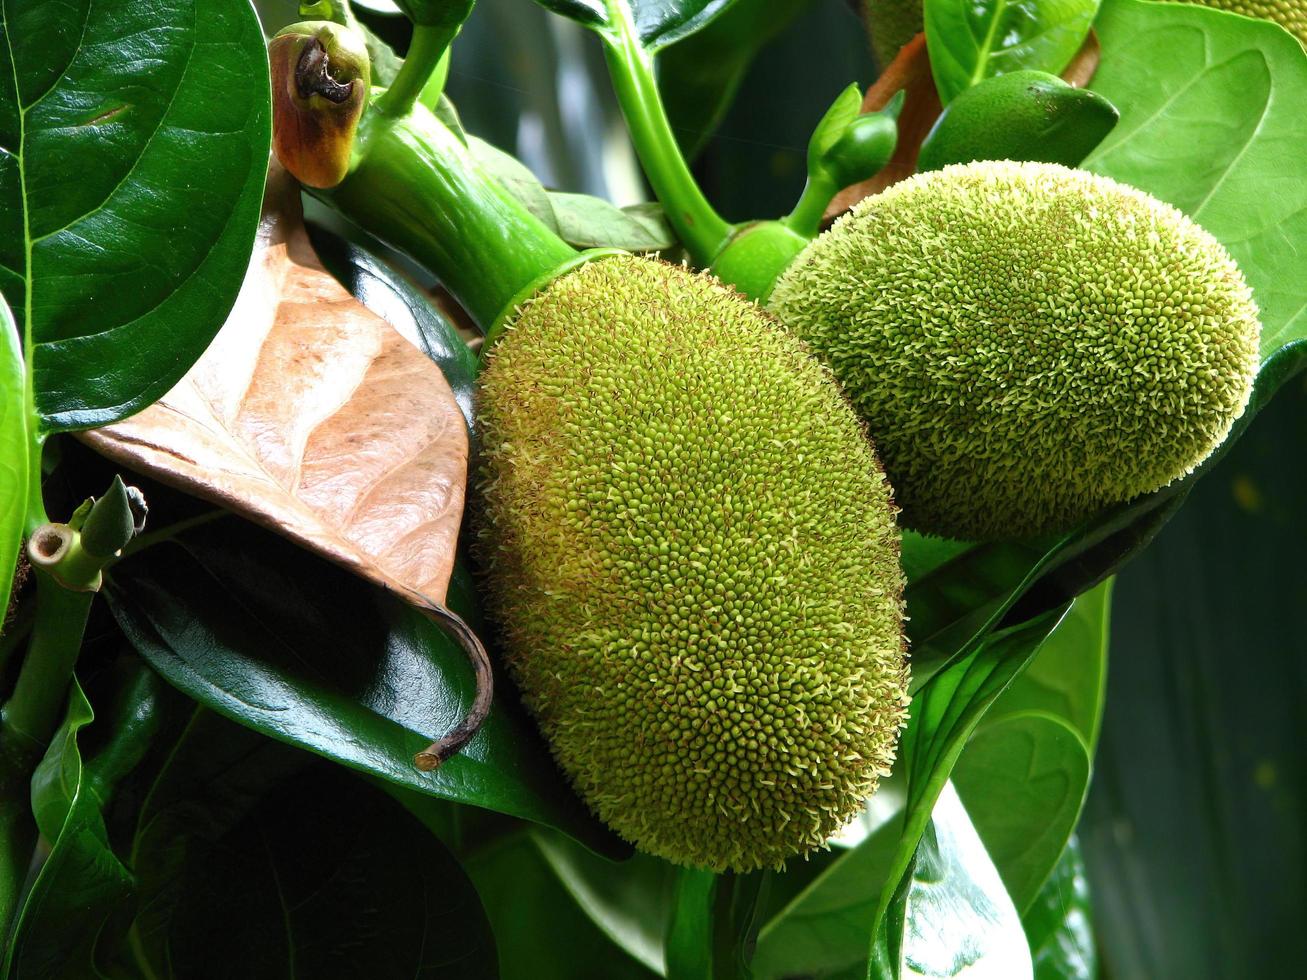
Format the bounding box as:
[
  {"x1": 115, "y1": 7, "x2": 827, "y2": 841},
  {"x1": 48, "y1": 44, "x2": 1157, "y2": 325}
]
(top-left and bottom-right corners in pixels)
[
  {"x1": 824, "y1": 31, "x2": 1102, "y2": 219},
  {"x1": 82, "y1": 165, "x2": 488, "y2": 770}
]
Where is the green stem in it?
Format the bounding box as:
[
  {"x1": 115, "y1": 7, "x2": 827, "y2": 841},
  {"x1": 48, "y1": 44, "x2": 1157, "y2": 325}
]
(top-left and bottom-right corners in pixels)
[
  {"x1": 319, "y1": 101, "x2": 582, "y2": 330},
  {"x1": 375, "y1": 23, "x2": 453, "y2": 119},
  {"x1": 783, "y1": 173, "x2": 838, "y2": 239},
  {"x1": 1, "y1": 570, "x2": 93, "y2": 750},
  {"x1": 601, "y1": 9, "x2": 733, "y2": 265},
  {"x1": 119, "y1": 510, "x2": 229, "y2": 558}
]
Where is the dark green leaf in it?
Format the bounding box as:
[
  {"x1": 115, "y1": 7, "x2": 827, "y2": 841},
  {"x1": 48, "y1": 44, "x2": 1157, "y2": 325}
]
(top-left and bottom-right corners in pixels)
[
  {"x1": 923, "y1": 0, "x2": 1099, "y2": 104},
  {"x1": 128, "y1": 717, "x2": 497, "y2": 978},
  {"x1": 917, "y1": 70, "x2": 1118, "y2": 171},
  {"x1": 103, "y1": 518, "x2": 626, "y2": 858},
  {"x1": 1081, "y1": 374, "x2": 1307, "y2": 975},
  {"x1": 657, "y1": 0, "x2": 815, "y2": 157},
  {"x1": 1023, "y1": 837, "x2": 1095, "y2": 980},
  {"x1": 2, "y1": 679, "x2": 132, "y2": 979},
  {"x1": 664, "y1": 868, "x2": 767, "y2": 980},
  {"x1": 0, "y1": 294, "x2": 24, "y2": 614},
  {"x1": 0, "y1": 0, "x2": 270, "y2": 431},
  {"x1": 1086, "y1": 0, "x2": 1307, "y2": 354},
  {"x1": 530, "y1": 0, "x2": 735, "y2": 52},
  {"x1": 533, "y1": 830, "x2": 676, "y2": 975},
  {"x1": 898, "y1": 785, "x2": 1033, "y2": 979},
  {"x1": 665, "y1": 869, "x2": 716, "y2": 980},
  {"x1": 465, "y1": 832, "x2": 660, "y2": 980}
]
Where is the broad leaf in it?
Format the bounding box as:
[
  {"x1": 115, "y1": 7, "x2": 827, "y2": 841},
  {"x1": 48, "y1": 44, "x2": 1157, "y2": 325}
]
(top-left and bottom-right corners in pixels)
[
  {"x1": 1085, "y1": 0, "x2": 1307, "y2": 354},
  {"x1": 533, "y1": 830, "x2": 675, "y2": 975},
  {"x1": 82, "y1": 170, "x2": 468, "y2": 608},
  {"x1": 126, "y1": 715, "x2": 497, "y2": 978},
  {"x1": 899, "y1": 785, "x2": 1034, "y2": 980},
  {"x1": 2, "y1": 679, "x2": 132, "y2": 978},
  {"x1": 465, "y1": 832, "x2": 661, "y2": 980},
  {"x1": 952, "y1": 581, "x2": 1109, "y2": 911},
  {"x1": 0, "y1": 0, "x2": 270, "y2": 430},
  {"x1": 103, "y1": 518, "x2": 626, "y2": 858},
  {"x1": 0, "y1": 294, "x2": 24, "y2": 613},
  {"x1": 1023, "y1": 837, "x2": 1095, "y2": 980},
  {"x1": 530, "y1": 0, "x2": 735, "y2": 52},
  {"x1": 923, "y1": 0, "x2": 1100, "y2": 104}
]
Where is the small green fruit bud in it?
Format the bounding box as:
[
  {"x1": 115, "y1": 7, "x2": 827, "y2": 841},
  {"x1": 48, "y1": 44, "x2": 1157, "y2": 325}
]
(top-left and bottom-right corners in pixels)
[{"x1": 270, "y1": 22, "x2": 371, "y2": 188}]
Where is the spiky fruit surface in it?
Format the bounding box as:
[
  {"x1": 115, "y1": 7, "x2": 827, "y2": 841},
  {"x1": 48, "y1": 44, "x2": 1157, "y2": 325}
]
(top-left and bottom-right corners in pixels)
[
  {"x1": 769, "y1": 161, "x2": 1261, "y2": 541},
  {"x1": 478, "y1": 256, "x2": 909, "y2": 872},
  {"x1": 1183, "y1": 0, "x2": 1307, "y2": 44}
]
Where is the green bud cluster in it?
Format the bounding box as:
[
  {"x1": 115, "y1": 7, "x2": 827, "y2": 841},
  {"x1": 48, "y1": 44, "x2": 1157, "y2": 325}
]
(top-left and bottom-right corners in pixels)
[
  {"x1": 769, "y1": 161, "x2": 1261, "y2": 541},
  {"x1": 477, "y1": 256, "x2": 909, "y2": 871}
]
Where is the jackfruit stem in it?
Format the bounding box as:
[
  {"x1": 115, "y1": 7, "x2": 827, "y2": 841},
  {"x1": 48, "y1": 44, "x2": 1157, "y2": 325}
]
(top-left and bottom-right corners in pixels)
[
  {"x1": 375, "y1": 21, "x2": 463, "y2": 118},
  {"x1": 601, "y1": 11, "x2": 734, "y2": 264},
  {"x1": 316, "y1": 99, "x2": 580, "y2": 330}
]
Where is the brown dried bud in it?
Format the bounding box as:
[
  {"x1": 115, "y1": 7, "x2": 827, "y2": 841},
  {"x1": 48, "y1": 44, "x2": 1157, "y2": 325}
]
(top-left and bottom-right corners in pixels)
[{"x1": 270, "y1": 22, "x2": 371, "y2": 189}]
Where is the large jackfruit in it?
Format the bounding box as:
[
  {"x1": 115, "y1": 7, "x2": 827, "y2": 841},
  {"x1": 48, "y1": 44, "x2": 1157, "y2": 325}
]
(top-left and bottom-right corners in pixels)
[{"x1": 477, "y1": 256, "x2": 909, "y2": 871}]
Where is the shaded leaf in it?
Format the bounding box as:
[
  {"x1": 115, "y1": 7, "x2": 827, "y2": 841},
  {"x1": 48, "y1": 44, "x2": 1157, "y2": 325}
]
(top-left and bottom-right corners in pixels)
[
  {"x1": 83, "y1": 169, "x2": 467, "y2": 608},
  {"x1": 465, "y1": 832, "x2": 659, "y2": 980},
  {"x1": 127, "y1": 714, "x2": 496, "y2": 979},
  {"x1": 0, "y1": 0, "x2": 270, "y2": 430},
  {"x1": 103, "y1": 517, "x2": 625, "y2": 858},
  {"x1": 924, "y1": 0, "x2": 1100, "y2": 104},
  {"x1": 550, "y1": 194, "x2": 675, "y2": 251},
  {"x1": 1085, "y1": 0, "x2": 1307, "y2": 354}
]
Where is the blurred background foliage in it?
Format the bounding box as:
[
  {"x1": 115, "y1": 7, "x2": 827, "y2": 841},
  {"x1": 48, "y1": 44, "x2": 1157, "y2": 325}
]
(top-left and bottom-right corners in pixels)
[{"x1": 252, "y1": 2, "x2": 1306, "y2": 975}]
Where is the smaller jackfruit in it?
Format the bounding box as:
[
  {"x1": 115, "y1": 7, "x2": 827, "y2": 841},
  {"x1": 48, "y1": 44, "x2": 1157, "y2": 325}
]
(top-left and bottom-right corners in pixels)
[
  {"x1": 478, "y1": 256, "x2": 909, "y2": 872},
  {"x1": 769, "y1": 161, "x2": 1261, "y2": 541},
  {"x1": 863, "y1": 0, "x2": 924, "y2": 67},
  {"x1": 1182, "y1": 0, "x2": 1307, "y2": 45}
]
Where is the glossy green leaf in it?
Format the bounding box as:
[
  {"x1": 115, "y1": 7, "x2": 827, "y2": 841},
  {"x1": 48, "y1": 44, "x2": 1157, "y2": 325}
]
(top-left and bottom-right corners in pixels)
[
  {"x1": 666, "y1": 869, "x2": 717, "y2": 979},
  {"x1": 533, "y1": 830, "x2": 676, "y2": 975},
  {"x1": 2, "y1": 679, "x2": 132, "y2": 978},
  {"x1": 923, "y1": 0, "x2": 1100, "y2": 104},
  {"x1": 0, "y1": 0, "x2": 270, "y2": 431},
  {"x1": 665, "y1": 868, "x2": 769, "y2": 980},
  {"x1": 103, "y1": 519, "x2": 626, "y2": 859},
  {"x1": 1023, "y1": 837, "x2": 1095, "y2": 980},
  {"x1": 3, "y1": 663, "x2": 184, "y2": 977},
  {"x1": 1081, "y1": 375, "x2": 1307, "y2": 975},
  {"x1": 0, "y1": 294, "x2": 25, "y2": 613},
  {"x1": 917, "y1": 70, "x2": 1118, "y2": 172},
  {"x1": 658, "y1": 0, "x2": 814, "y2": 157},
  {"x1": 465, "y1": 832, "x2": 660, "y2": 980},
  {"x1": 899, "y1": 784, "x2": 1033, "y2": 980},
  {"x1": 127, "y1": 716, "x2": 497, "y2": 978},
  {"x1": 1086, "y1": 0, "x2": 1307, "y2": 355},
  {"x1": 529, "y1": 0, "x2": 735, "y2": 53}
]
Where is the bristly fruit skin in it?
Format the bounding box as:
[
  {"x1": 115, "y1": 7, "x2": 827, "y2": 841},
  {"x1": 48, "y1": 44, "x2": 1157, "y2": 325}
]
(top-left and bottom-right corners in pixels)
[
  {"x1": 769, "y1": 161, "x2": 1261, "y2": 542},
  {"x1": 477, "y1": 256, "x2": 909, "y2": 872},
  {"x1": 1183, "y1": 0, "x2": 1307, "y2": 44}
]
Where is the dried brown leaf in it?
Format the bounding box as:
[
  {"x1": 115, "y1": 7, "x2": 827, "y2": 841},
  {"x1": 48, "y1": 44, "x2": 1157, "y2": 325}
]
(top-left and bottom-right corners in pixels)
[{"x1": 83, "y1": 167, "x2": 484, "y2": 768}]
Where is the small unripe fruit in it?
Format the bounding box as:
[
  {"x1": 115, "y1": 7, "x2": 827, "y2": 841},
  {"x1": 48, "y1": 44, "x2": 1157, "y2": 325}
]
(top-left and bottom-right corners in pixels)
[
  {"x1": 1182, "y1": 0, "x2": 1306, "y2": 45},
  {"x1": 769, "y1": 161, "x2": 1261, "y2": 541},
  {"x1": 478, "y1": 256, "x2": 909, "y2": 871},
  {"x1": 270, "y1": 22, "x2": 370, "y2": 189}
]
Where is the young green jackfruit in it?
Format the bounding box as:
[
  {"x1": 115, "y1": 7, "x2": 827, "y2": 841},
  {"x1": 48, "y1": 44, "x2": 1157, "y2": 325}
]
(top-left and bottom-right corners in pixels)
[
  {"x1": 478, "y1": 256, "x2": 909, "y2": 872},
  {"x1": 769, "y1": 161, "x2": 1261, "y2": 541},
  {"x1": 1182, "y1": 0, "x2": 1306, "y2": 44}
]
